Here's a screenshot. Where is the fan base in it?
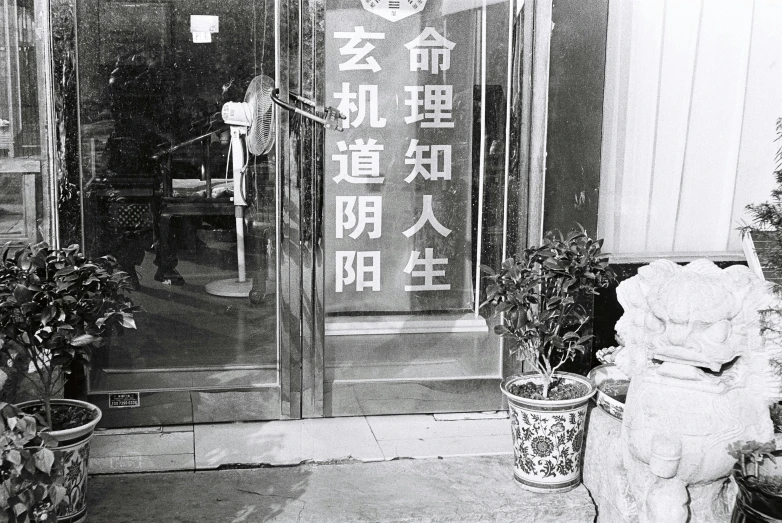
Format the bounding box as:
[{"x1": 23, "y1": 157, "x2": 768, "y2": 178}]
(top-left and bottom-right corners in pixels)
[{"x1": 205, "y1": 278, "x2": 254, "y2": 298}]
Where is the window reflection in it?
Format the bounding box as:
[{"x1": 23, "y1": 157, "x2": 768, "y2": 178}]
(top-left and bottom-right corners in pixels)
[
  {"x1": 0, "y1": 0, "x2": 40, "y2": 158},
  {"x1": 76, "y1": 0, "x2": 278, "y2": 383},
  {"x1": 0, "y1": 174, "x2": 23, "y2": 235}
]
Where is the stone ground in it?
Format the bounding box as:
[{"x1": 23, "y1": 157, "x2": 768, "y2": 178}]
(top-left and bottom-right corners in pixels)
[{"x1": 86, "y1": 455, "x2": 597, "y2": 522}]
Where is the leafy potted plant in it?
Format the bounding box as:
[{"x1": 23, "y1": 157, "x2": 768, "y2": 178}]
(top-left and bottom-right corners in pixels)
[
  {"x1": 482, "y1": 226, "x2": 616, "y2": 492},
  {"x1": 0, "y1": 242, "x2": 138, "y2": 522},
  {"x1": 740, "y1": 117, "x2": 782, "y2": 433},
  {"x1": 727, "y1": 440, "x2": 782, "y2": 522},
  {"x1": 740, "y1": 118, "x2": 782, "y2": 283},
  {"x1": 0, "y1": 401, "x2": 66, "y2": 523}
]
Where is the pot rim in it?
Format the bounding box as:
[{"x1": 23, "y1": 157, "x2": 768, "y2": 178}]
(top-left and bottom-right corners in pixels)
[
  {"x1": 16, "y1": 398, "x2": 102, "y2": 440},
  {"x1": 586, "y1": 362, "x2": 629, "y2": 379},
  {"x1": 501, "y1": 371, "x2": 597, "y2": 407},
  {"x1": 587, "y1": 363, "x2": 629, "y2": 402}
]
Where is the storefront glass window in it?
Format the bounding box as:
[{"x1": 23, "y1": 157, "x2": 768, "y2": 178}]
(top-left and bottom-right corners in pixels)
[
  {"x1": 0, "y1": 173, "x2": 23, "y2": 235},
  {"x1": 0, "y1": 0, "x2": 39, "y2": 158},
  {"x1": 325, "y1": 0, "x2": 512, "y2": 315},
  {"x1": 0, "y1": 0, "x2": 40, "y2": 247}
]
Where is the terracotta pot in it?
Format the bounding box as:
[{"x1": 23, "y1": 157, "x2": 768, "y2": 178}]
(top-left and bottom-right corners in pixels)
[
  {"x1": 16, "y1": 399, "x2": 102, "y2": 523},
  {"x1": 501, "y1": 372, "x2": 596, "y2": 493}
]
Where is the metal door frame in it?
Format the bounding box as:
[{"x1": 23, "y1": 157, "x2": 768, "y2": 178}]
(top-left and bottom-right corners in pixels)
[{"x1": 275, "y1": 0, "x2": 325, "y2": 418}]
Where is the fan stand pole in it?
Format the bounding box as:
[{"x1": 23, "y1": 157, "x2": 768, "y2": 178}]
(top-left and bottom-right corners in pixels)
[
  {"x1": 235, "y1": 206, "x2": 246, "y2": 282},
  {"x1": 205, "y1": 127, "x2": 254, "y2": 297}
]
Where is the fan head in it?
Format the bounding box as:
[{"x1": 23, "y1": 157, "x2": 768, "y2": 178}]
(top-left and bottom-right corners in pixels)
[{"x1": 245, "y1": 75, "x2": 276, "y2": 156}]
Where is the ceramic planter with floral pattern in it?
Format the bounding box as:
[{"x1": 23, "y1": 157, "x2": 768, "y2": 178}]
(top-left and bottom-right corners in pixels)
[
  {"x1": 17, "y1": 399, "x2": 102, "y2": 523},
  {"x1": 501, "y1": 372, "x2": 596, "y2": 493}
]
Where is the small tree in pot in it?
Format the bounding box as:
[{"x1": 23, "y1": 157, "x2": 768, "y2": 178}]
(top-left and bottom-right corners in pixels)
[
  {"x1": 0, "y1": 242, "x2": 137, "y2": 428},
  {"x1": 483, "y1": 226, "x2": 616, "y2": 397},
  {"x1": 482, "y1": 226, "x2": 616, "y2": 492},
  {"x1": 0, "y1": 242, "x2": 138, "y2": 522}
]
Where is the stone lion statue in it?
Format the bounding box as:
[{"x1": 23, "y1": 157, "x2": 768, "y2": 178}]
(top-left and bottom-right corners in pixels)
[{"x1": 586, "y1": 259, "x2": 782, "y2": 523}]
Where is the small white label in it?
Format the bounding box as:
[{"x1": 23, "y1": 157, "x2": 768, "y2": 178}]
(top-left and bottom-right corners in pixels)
[
  {"x1": 192, "y1": 31, "x2": 212, "y2": 43},
  {"x1": 190, "y1": 15, "x2": 219, "y2": 33}
]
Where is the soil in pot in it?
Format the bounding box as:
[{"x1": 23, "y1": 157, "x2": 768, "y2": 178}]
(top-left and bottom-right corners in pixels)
[
  {"x1": 600, "y1": 378, "x2": 630, "y2": 403},
  {"x1": 20, "y1": 404, "x2": 98, "y2": 431},
  {"x1": 509, "y1": 378, "x2": 589, "y2": 401}
]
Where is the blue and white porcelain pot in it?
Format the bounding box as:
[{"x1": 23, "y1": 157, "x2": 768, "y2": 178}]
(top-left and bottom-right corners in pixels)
[
  {"x1": 501, "y1": 372, "x2": 596, "y2": 493},
  {"x1": 17, "y1": 399, "x2": 102, "y2": 523}
]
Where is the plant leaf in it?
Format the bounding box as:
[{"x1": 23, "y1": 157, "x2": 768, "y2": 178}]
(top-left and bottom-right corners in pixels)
[
  {"x1": 70, "y1": 334, "x2": 98, "y2": 346},
  {"x1": 12, "y1": 285, "x2": 33, "y2": 304},
  {"x1": 6, "y1": 449, "x2": 21, "y2": 465},
  {"x1": 33, "y1": 448, "x2": 54, "y2": 474}
]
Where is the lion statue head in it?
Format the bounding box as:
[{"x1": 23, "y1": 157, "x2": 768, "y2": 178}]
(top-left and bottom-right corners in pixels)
[{"x1": 614, "y1": 259, "x2": 782, "y2": 403}]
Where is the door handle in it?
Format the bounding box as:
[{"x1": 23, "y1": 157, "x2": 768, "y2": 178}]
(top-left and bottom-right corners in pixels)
[{"x1": 270, "y1": 89, "x2": 345, "y2": 132}]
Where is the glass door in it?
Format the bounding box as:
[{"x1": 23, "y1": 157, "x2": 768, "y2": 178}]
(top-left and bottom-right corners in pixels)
[
  {"x1": 64, "y1": 0, "x2": 529, "y2": 425},
  {"x1": 286, "y1": 0, "x2": 527, "y2": 417},
  {"x1": 66, "y1": 0, "x2": 291, "y2": 427}
]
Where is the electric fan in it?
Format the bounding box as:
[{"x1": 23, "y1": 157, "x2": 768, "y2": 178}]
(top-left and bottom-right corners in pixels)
[{"x1": 205, "y1": 75, "x2": 276, "y2": 297}]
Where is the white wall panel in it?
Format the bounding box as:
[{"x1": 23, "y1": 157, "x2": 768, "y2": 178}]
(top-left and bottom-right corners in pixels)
[
  {"x1": 644, "y1": 0, "x2": 701, "y2": 252},
  {"x1": 598, "y1": 0, "x2": 778, "y2": 258},
  {"x1": 727, "y1": 0, "x2": 782, "y2": 250},
  {"x1": 596, "y1": 0, "x2": 631, "y2": 251},
  {"x1": 613, "y1": 0, "x2": 665, "y2": 253},
  {"x1": 673, "y1": 0, "x2": 753, "y2": 251}
]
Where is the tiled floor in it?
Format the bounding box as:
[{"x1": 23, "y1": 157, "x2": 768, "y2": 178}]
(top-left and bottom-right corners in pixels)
[{"x1": 90, "y1": 412, "x2": 511, "y2": 474}]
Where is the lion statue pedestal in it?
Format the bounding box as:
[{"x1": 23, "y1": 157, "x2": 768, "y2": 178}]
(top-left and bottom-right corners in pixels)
[{"x1": 583, "y1": 259, "x2": 782, "y2": 523}]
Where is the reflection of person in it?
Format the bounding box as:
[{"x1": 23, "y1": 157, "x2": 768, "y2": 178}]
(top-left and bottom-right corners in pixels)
[{"x1": 102, "y1": 51, "x2": 184, "y2": 287}]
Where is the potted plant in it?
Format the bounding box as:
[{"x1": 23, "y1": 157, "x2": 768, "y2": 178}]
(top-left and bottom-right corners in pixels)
[
  {"x1": 740, "y1": 118, "x2": 782, "y2": 282},
  {"x1": 740, "y1": 117, "x2": 782, "y2": 431},
  {"x1": 0, "y1": 242, "x2": 138, "y2": 522},
  {"x1": 727, "y1": 440, "x2": 782, "y2": 522},
  {"x1": 482, "y1": 226, "x2": 616, "y2": 492},
  {"x1": 0, "y1": 402, "x2": 66, "y2": 523}
]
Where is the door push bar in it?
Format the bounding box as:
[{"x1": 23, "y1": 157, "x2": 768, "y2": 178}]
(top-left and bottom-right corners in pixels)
[{"x1": 270, "y1": 88, "x2": 346, "y2": 132}]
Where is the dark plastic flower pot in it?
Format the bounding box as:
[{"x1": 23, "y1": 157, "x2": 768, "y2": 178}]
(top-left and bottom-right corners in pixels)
[{"x1": 731, "y1": 461, "x2": 782, "y2": 523}]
